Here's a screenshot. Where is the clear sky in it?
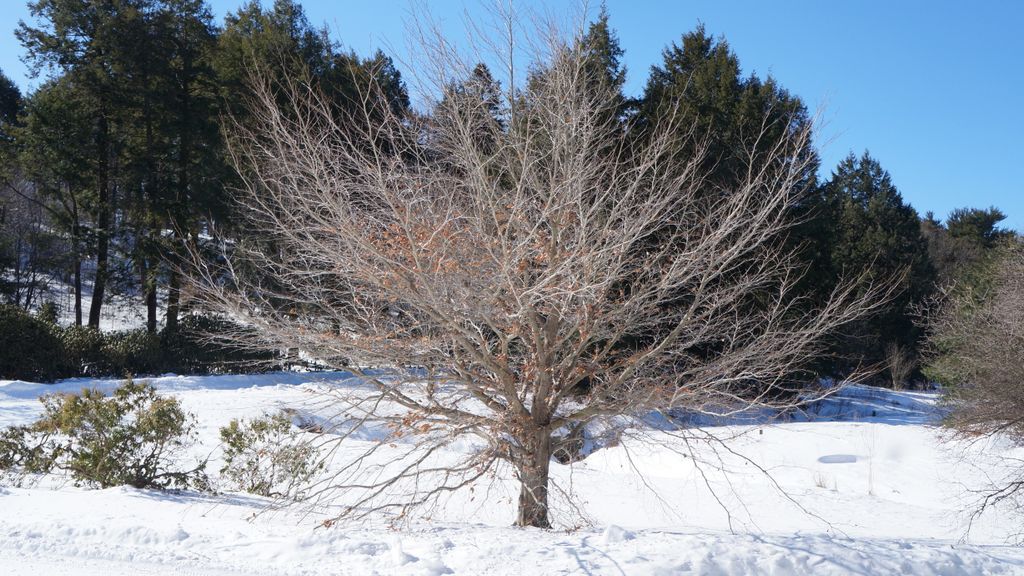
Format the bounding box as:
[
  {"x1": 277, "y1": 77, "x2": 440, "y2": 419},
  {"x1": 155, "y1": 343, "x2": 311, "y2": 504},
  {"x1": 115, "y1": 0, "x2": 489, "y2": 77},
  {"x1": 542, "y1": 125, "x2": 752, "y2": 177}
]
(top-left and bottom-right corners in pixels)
[{"x1": 2, "y1": 1, "x2": 1021, "y2": 231}]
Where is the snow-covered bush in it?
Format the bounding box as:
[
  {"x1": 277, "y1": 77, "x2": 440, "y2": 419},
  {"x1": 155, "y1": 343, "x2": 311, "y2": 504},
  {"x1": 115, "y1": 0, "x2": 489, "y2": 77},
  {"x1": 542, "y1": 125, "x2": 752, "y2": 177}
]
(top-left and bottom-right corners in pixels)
[
  {"x1": 219, "y1": 413, "x2": 323, "y2": 499},
  {"x1": 0, "y1": 378, "x2": 208, "y2": 489}
]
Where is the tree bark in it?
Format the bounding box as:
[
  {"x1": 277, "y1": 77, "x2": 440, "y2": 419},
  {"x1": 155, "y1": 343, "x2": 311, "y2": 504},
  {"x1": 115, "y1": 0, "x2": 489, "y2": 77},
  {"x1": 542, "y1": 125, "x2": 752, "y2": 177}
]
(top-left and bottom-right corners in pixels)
[
  {"x1": 515, "y1": 427, "x2": 553, "y2": 528},
  {"x1": 166, "y1": 50, "x2": 192, "y2": 332},
  {"x1": 144, "y1": 258, "x2": 157, "y2": 333},
  {"x1": 166, "y1": 264, "x2": 180, "y2": 331},
  {"x1": 87, "y1": 113, "x2": 110, "y2": 329},
  {"x1": 73, "y1": 256, "x2": 82, "y2": 326}
]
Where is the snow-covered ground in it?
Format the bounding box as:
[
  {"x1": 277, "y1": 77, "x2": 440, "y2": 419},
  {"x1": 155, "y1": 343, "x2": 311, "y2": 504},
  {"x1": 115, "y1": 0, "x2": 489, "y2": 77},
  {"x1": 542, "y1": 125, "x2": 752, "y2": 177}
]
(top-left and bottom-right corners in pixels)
[{"x1": 2, "y1": 373, "x2": 1024, "y2": 575}]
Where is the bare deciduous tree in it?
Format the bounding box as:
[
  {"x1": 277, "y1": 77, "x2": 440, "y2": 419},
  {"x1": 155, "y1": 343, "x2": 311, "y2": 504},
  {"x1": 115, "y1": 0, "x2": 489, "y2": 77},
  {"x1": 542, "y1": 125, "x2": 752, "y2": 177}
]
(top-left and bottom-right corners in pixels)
[
  {"x1": 924, "y1": 242, "x2": 1024, "y2": 530},
  {"x1": 927, "y1": 243, "x2": 1024, "y2": 437},
  {"x1": 885, "y1": 341, "x2": 915, "y2": 390},
  {"x1": 189, "y1": 11, "x2": 893, "y2": 528}
]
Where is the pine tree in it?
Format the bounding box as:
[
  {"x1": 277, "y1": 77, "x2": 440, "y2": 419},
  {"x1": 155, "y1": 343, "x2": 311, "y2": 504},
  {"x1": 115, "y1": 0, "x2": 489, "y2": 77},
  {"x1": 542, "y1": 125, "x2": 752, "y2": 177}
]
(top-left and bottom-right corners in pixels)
[
  {"x1": 17, "y1": 0, "x2": 144, "y2": 327},
  {"x1": 433, "y1": 62, "x2": 505, "y2": 161},
  {"x1": 822, "y1": 151, "x2": 934, "y2": 373},
  {"x1": 13, "y1": 77, "x2": 96, "y2": 324},
  {"x1": 154, "y1": 0, "x2": 223, "y2": 331},
  {"x1": 922, "y1": 207, "x2": 1010, "y2": 286},
  {"x1": 0, "y1": 69, "x2": 20, "y2": 138},
  {"x1": 946, "y1": 207, "x2": 1009, "y2": 249},
  {"x1": 638, "y1": 25, "x2": 827, "y2": 380},
  {"x1": 640, "y1": 25, "x2": 818, "y2": 195},
  {"x1": 215, "y1": 0, "x2": 335, "y2": 119},
  {"x1": 579, "y1": 4, "x2": 629, "y2": 125}
]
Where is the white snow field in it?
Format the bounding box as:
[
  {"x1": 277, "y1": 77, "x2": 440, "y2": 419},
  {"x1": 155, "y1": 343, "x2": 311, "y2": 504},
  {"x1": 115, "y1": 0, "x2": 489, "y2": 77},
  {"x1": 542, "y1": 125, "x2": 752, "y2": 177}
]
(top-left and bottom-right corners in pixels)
[{"x1": 2, "y1": 372, "x2": 1024, "y2": 575}]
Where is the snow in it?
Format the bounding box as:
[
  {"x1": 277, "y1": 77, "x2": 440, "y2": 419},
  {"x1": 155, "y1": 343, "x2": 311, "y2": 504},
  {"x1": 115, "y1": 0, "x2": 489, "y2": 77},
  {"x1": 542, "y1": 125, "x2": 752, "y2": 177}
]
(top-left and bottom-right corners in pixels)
[{"x1": 2, "y1": 373, "x2": 1024, "y2": 575}]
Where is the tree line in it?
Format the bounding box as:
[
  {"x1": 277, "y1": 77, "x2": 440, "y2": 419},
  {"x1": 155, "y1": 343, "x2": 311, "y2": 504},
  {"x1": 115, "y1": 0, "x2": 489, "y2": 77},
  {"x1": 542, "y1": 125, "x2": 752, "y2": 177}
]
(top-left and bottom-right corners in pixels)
[
  {"x1": 0, "y1": 0, "x2": 1016, "y2": 387},
  {"x1": 0, "y1": 0, "x2": 408, "y2": 332}
]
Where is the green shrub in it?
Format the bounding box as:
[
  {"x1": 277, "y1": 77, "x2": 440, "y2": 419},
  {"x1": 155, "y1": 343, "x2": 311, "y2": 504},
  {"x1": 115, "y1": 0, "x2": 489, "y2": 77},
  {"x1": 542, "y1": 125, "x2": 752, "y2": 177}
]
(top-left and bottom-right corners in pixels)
[
  {"x1": 0, "y1": 304, "x2": 66, "y2": 381},
  {"x1": 102, "y1": 329, "x2": 163, "y2": 376},
  {"x1": 161, "y1": 314, "x2": 278, "y2": 374},
  {"x1": 35, "y1": 302, "x2": 59, "y2": 325},
  {"x1": 0, "y1": 378, "x2": 208, "y2": 490},
  {"x1": 219, "y1": 412, "x2": 323, "y2": 498},
  {"x1": 59, "y1": 324, "x2": 108, "y2": 376},
  {"x1": 0, "y1": 425, "x2": 51, "y2": 477},
  {"x1": 4, "y1": 309, "x2": 279, "y2": 381}
]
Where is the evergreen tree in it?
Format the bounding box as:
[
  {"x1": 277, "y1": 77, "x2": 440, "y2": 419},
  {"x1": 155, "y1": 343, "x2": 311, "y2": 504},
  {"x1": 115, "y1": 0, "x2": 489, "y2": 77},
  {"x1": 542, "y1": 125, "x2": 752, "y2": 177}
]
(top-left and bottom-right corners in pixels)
[
  {"x1": 640, "y1": 25, "x2": 742, "y2": 188},
  {"x1": 640, "y1": 25, "x2": 818, "y2": 195},
  {"x1": 215, "y1": 0, "x2": 335, "y2": 119},
  {"x1": 637, "y1": 25, "x2": 827, "y2": 381},
  {"x1": 0, "y1": 69, "x2": 21, "y2": 140},
  {"x1": 17, "y1": 0, "x2": 144, "y2": 327},
  {"x1": 578, "y1": 4, "x2": 629, "y2": 125},
  {"x1": 153, "y1": 0, "x2": 223, "y2": 331},
  {"x1": 13, "y1": 77, "x2": 95, "y2": 323},
  {"x1": 433, "y1": 62, "x2": 506, "y2": 162},
  {"x1": 821, "y1": 151, "x2": 934, "y2": 373},
  {"x1": 217, "y1": 0, "x2": 408, "y2": 144},
  {"x1": 946, "y1": 206, "x2": 1009, "y2": 249},
  {"x1": 922, "y1": 207, "x2": 1010, "y2": 286},
  {"x1": 0, "y1": 68, "x2": 22, "y2": 180}
]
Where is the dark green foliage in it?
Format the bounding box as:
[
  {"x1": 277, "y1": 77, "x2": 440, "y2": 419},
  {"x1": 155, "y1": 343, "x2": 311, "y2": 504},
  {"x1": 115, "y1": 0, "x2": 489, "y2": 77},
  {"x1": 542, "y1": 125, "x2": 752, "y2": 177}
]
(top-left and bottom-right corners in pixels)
[
  {"x1": 35, "y1": 302, "x2": 59, "y2": 325},
  {"x1": 0, "y1": 304, "x2": 65, "y2": 381},
  {"x1": 216, "y1": 0, "x2": 334, "y2": 113},
  {"x1": 924, "y1": 207, "x2": 1012, "y2": 287},
  {"x1": 0, "y1": 378, "x2": 208, "y2": 489},
  {"x1": 54, "y1": 326, "x2": 163, "y2": 379},
  {"x1": 579, "y1": 5, "x2": 630, "y2": 125},
  {"x1": 101, "y1": 329, "x2": 164, "y2": 376},
  {"x1": 640, "y1": 25, "x2": 819, "y2": 201},
  {"x1": 0, "y1": 68, "x2": 20, "y2": 141},
  {"x1": 820, "y1": 152, "x2": 935, "y2": 374},
  {"x1": 947, "y1": 207, "x2": 1009, "y2": 248},
  {"x1": 215, "y1": 0, "x2": 410, "y2": 124},
  {"x1": 160, "y1": 314, "x2": 278, "y2": 374},
  {"x1": 635, "y1": 23, "x2": 824, "y2": 382},
  {"x1": 3, "y1": 314, "x2": 274, "y2": 381},
  {"x1": 219, "y1": 412, "x2": 323, "y2": 498},
  {"x1": 58, "y1": 325, "x2": 107, "y2": 376}
]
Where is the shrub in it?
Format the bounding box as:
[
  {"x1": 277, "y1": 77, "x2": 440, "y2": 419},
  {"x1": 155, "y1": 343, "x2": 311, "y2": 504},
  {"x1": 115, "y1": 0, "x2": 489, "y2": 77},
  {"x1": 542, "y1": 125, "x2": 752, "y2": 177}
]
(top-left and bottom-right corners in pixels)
[
  {"x1": 161, "y1": 314, "x2": 278, "y2": 374},
  {"x1": 219, "y1": 412, "x2": 323, "y2": 498},
  {"x1": 0, "y1": 304, "x2": 66, "y2": 381},
  {"x1": 102, "y1": 329, "x2": 163, "y2": 376},
  {"x1": 0, "y1": 378, "x2": 208, "y2": 489},
  {"x1": 0, "y1": 425, "x2": 51, "y2": 477},
  {"x1": 59, "y1": 324, "x2": 108, "y2": 376},
  {"x1": 35, "y1": 302, "x2": 59, "y2": 325}
]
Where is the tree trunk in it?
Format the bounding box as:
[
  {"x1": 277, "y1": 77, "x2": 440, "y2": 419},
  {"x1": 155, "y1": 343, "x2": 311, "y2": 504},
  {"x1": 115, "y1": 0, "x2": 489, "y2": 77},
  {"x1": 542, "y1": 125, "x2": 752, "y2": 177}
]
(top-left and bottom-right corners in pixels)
[
  {"x1": 88, "y1": 113, "x2": 110, "y2": 329},
  {"x1": 166, "y1": 264, "x2": 180, "y2": 331},
  {"x1": 73, "y1": 251, "x2": 82, "y2": 326},
  {"x1": 143, "y1": 85, "x2": 158, "y2": 335},
  {"x1": 70, "y1": 209, "x2": 83, "y2": 326},
  {"x1": 144, "y1": 258, "x2": 157, "y2": 333},
  {"x1": 166, "y1": 51, "x2": 191, "y2": 333},
  {"x1": 515, "y1": 427, "x2": 553, "y2": 528}
]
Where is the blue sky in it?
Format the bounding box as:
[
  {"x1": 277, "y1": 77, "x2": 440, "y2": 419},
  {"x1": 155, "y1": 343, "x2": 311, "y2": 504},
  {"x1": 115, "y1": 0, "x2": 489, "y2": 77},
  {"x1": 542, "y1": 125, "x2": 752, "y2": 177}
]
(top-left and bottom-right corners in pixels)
[{"x1": 2, "y1": 1, "x2": 1021, "y2": 231}]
